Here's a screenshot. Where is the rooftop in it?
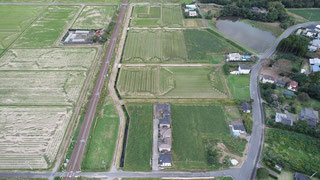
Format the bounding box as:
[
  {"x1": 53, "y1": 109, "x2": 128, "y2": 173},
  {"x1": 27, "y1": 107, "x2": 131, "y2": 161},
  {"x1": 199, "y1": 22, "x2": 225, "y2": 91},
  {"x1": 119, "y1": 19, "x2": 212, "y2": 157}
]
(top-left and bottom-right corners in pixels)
[
  {"x1": 159, "y1": 154, "x2": 172, "y2": 164},
  {"x1": 239, "y1": 64, "x2": 251, "y2": 70}
]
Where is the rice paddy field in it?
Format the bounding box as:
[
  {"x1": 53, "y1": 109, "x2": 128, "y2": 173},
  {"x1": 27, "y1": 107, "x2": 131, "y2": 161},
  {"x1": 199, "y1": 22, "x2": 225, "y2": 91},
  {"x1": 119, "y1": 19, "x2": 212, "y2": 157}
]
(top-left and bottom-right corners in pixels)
[
  {"x1": 0, "y1": 0, "x2": 52, "y2": 2},
  {"x1": 123, "y1": 29, "x2": 244, "y2": 63},
  {"x1": 171, "y1": 104, "x2": 246, "y2": 171},
  {"x1": 0, "y1": 48, "x2": 97, "y2": 169},
  {"x1": 287, "y1": 9, "x2": 320, "y2": 21},
  {"x1": 0, "y1": 5, "x2": 45, "y2": 53},
  {"x1": 72, "y1": 6, "x2": 118, "y2": 30},
  {"x1": 123, "y1": 103, "x2": 153, "y2": 171},
  {"x1": 117, "y1": 66, "x2": 230, "y2": 98},
  {"x1": 13, "y1": 6, "x2": 80, "y2": 48},
  {"x1": 123, "y1": 30, "x2": 187, "y2": 63},
  {"x1": 56, "y1": 0, "x2": 122, "y2": 2},
  {"x1": 131, "y1": 5, "x2": 183, "y2": 27}
]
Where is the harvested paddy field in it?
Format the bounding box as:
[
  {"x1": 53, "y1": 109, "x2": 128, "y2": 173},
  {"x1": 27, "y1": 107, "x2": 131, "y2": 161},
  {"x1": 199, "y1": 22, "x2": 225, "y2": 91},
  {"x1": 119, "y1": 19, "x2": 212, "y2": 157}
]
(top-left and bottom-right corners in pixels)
[
  {"x1": 227, "y1": 75, "x2": 251, "y2": 101},
  {"x1": 171, "y1": 104, "x2": 247, "y2": 171},
  {"x1": 0, "y1": 48, "x2": 97, "y2": 169},
  {"x1": 0, "y1": 5, "x2": 45, "y2": 52},
  {"x1": 117, "y1": 66, "x2": 229, "y2": 98},
  {"x1": 72, "y1": 6, "x2": 118, "y2": 30},
  {"x1": 131, "y1": 5, "x2": 183, "y2": 27},
  {"x1": 287, "y1": 9, "x2": 320, "y2": 21},
  {"x1": 123, "y1": 30, "x2": 187, "y2": 63},
  {"x1": 123, "y1": 103, "x2": 153, "y2": 171},
  {"x1": 13, "y1": 6, "x2": 80, "y2": 48},
  {"x1": 82, "y1": 96, "x2": 119, "y2": 171}
]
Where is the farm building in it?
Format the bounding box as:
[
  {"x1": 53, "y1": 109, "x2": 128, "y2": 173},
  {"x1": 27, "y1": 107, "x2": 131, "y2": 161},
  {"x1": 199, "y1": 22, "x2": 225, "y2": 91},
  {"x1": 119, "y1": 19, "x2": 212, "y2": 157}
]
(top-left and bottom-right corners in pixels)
[
  {"x1": 159, "y1": 154, "x2": 172, "y2": 167},
  {"x1": 238, "y1": 65, "x2": 251, "y2": 74},
  {"x1": 299, "y1": 108, "x2": 319, "y2": 128},
  {"x1": 231, "y1": 123, "x2": 246, "y2": 136},
  {"x1": 188, "y1": 11, "x2": 197, "y2": 17},
  {"x1": 186, "y1": 4, "x2": 197, "y2": 10},
  {"x1": 160, "y1": 127, "x2": 171, "y2": 140},
  {"x1": 226, "y1": 53, "x2": 242, "y2": 61},
  {"x1": 260, "y1": 75, "x2": 275, "y2": 84},
  {"x1": 63, "y1": 30, "x2": 100, "y2": 44},
  {"x1": 241, "y1": 102, "x2": 251, "y2": 113},
  {"x1": 294, "y1": 173, "x2": 310, "y2": 180},
  {"x1": 287, "y1": 80, "x2": 298, "y2": 91},
  {"x1": 275, "y1": 112, "x2": 294, "y2": 126},
  {"x1": 159, "y1": 115, "x2": 171, "y2": 128},
  {"x1": 158, "y1": 137, "x2": 172, "y2": 152}
]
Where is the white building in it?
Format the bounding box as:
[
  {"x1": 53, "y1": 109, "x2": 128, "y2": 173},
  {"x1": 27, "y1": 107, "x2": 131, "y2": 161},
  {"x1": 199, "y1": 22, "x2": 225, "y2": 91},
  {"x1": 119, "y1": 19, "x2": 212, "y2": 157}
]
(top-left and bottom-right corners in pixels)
[
  {"x1": 189, "y1": 10, "x2": 197, "y2": 17},
  {"x1": 260, "y1": 75, "x2": 275, "y2": 84},
  {"x1": 238, "y1": 65, "x2": 251, "y2": 74},
  {"x1": 226, "y1": 53, "x2": 242, "y2": 61},
  {"x1": 186, "y1": 4, "x2": 197, "y2": 10}
]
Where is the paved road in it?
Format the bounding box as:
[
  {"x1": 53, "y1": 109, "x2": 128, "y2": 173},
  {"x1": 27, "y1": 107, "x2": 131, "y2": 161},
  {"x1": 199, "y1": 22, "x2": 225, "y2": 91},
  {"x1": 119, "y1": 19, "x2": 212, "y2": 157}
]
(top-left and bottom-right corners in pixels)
[{"x1": 64, "y1": 0, "x2": 128, "y2": 179}]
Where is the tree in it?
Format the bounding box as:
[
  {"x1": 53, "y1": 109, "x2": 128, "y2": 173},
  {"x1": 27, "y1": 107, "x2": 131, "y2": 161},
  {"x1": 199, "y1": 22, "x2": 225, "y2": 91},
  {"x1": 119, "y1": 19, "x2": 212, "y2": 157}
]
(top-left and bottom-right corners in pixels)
[
  {"x1": 298, "y1": 92, "x2": 310, "y2": 101},
  {"x1": 257, "y1": 168, "x2": 269, "y2": 179},
  {"x1": 307, "y1": 83, "x2": 320, "y2": 100}
]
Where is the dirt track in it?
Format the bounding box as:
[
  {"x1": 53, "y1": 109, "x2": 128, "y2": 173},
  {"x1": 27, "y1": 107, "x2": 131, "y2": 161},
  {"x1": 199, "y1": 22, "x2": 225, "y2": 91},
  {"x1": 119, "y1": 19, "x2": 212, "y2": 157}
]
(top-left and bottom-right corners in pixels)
[{"x1": 65, "y1": 0, "x2": 128, "y2": 179}]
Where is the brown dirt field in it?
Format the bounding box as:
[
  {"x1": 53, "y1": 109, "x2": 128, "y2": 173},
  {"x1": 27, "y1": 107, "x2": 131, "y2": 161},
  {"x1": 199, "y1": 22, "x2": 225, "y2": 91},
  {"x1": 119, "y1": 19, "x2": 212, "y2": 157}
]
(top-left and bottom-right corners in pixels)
[
  {"x1": 217, "y1": 142, "x2": 248, "y2": 168},
  {"x1": 259, "y1": 59, "x2": 292, "y2": 81}
]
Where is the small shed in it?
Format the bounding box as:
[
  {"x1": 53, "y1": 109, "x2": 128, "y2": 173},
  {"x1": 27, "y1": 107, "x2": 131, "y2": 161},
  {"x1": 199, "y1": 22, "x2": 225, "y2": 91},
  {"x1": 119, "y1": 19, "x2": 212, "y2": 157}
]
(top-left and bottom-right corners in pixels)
[{"x1": 159, "y1": 154, "x2": 172, "y2": 167}]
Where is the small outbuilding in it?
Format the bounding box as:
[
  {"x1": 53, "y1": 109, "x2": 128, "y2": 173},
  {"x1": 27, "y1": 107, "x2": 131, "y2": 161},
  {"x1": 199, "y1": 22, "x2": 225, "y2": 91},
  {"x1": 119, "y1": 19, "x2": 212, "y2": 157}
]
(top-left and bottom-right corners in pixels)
[
  {"x1": 159, "y1": 154, "x2": 172, "y2": 167},
  {"x1": 241, "y1": 102, "x2": 251, "y2": 113},
  {"x1": 276, "y1": 80, "x2": 286, "y2": 88}
]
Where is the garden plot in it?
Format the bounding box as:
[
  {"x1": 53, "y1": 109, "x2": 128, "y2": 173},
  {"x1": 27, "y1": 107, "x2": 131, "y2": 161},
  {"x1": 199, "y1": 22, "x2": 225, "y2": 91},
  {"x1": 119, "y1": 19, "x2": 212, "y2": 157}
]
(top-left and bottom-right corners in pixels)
[
  {"x1": 0, "y1": 48, "x2": 97, "y2": 169},
  {"x1": 162, "y1": 5, "x2": 183, "y2": 27},
  {"x1": 123, "y1": 30, "x2": 187, "y2": 63},
  {"x1": 0, "y1": 5, "x2": 45, "y2": 51},
  {"x1": 13, "y1": 6, "x2": 80, "y2": 48},
  {"x1": 0, "y1": 106, "x2": 72, "y2": 169},
  {"x1": 117, "y1": 66, "x2": 229, "y2": 98},
  {"x1": 72, "y1": 6, "x2": 117, "y2": 30}
]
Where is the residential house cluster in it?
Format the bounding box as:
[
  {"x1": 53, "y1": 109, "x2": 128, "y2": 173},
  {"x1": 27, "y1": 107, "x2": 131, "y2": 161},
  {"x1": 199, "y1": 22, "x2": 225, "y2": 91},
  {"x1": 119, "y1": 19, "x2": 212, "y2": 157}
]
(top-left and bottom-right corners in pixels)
[
  {"x1": 184, "y1": 4, "x2": 198, "y2": 17},
  {"x1": 226, "y1": 53, "x2": 252, "y2": 62},
  {"x1": 274, "y1": 108, "x2": 319, "y2": 128},
  {"x1": 155, "y1": 103, "x2": 172, "y2": 167},
  {"x1": 297, "y1": 25, "x2": 320, "y2": 39},
  {"x1": 260, "y1": 75, "x2": 298, "y2": 92}
]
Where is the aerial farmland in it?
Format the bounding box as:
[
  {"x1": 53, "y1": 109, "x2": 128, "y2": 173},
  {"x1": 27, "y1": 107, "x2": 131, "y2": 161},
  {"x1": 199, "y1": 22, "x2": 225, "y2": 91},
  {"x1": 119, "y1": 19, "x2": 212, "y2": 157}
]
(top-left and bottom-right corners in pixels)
[{"x1": 0, "y1": 1, "x2": 118, "y2": 170}]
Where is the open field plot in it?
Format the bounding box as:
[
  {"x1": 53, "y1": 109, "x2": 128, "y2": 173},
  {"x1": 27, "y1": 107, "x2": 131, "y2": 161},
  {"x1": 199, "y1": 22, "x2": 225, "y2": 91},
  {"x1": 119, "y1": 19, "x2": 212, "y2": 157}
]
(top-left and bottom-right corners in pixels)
[
  {"x1": 162, "y1": 5, "x2": 183, "y2": 27},
  {"x1": 0, "y1": 48, "x2": 97, "y2": 169},
  {"x1": 264, "y1": 128, "x2": 320, "y2": 176},
  {"x1": 123, "y1": 30, "x2": 187, "y2": 63},
  {"x1": 13, "y1": 6, "x2": 80, "y2": 48},
  {"x1": 184, "y1": 29, "x2": 244, "y2": 61},
  {"x1": 124, "y1": 103, "x2": 153, "y2": 171},
  {"x1": 0, "y1": 106, "x2": 72, "y2": 169},
  {"x1": 287, "y1": 9, "x2": 320, "y2": 21},
  {"x1": 0, "y1": 0, "x2": 52, "y2": 2},
  {"x1": 82, "y1": 96, "x2": 119, "y2": 171},
  {"x1": 117, "y1": 66, "x2": 229, "y2": 98},
  {"x1": 72, "y1": 6, "x2": 117, "y2": 30},
  {"x1": 0, "y1": 6, "x2": 45, "y2": 52},
  {"x1": 171, "y1": 104, "x2": 247, "y2": 171},
  {"x1": 182, "y1": 19, "x2": 208, "y2": 28},
  {"x1": 131, "y1": 5, "x2": 183, "y2": 27},
  {"x1": 227, "y1": 75, "x2": 250, "y2": 101}
]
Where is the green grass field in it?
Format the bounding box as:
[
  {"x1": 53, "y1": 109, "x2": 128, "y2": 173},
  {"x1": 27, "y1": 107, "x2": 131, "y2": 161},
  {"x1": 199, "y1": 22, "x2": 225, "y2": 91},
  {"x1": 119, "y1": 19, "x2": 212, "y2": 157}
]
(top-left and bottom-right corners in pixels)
[
  {"x1": 171, "y1": 104, "x2": 246, "y2": 171},
  {"x1": 72, "y1": 6, "x2": 117, "y2": 29},
  {"x1": 123, "y1": 103, "x2": 153, "y2": 171},
  {"x1": 227, "y1": 75, "x2": 250, "y2": 101},
  {"x1": 82, "y1": 96, "x2": 119, "y2": 171},
  {"x1": 56, "y1": 0, "x2": 122, "y2": 2},
  {"x1": 183, "y1": 29, "x2": 244, "y2": 60},
  {"x1": 117, "y1": 66, "x2": 229, "y2": 98},
  {"x1": 162, "y1": 5, "x2": 183, "y2": 27},
  {"x1": 264, "y1": 128, "x2": 320, "y2": 177},
  {"x1": 0, "y1": 0, "x2": 52, "y2": 2},
  {"x1": 0, "y1": 5, "x2": 45, "y2": 51},
  {"x1": 13, "y1": 6, "x2": 80, "y2": 48},
  {"x1": 288, "y1": 9, "x2": 320, "y2": 21},
  {"x1": 123, "y1": 30, "x2": 187, "y2": 63}
]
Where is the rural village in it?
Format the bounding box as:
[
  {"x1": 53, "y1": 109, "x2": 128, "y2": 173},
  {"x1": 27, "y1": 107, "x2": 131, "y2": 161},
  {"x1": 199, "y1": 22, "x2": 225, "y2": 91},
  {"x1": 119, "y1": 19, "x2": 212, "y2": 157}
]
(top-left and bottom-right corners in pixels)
[{"x1": 0, "y1": 0, "x2": 319, "y2": 180}]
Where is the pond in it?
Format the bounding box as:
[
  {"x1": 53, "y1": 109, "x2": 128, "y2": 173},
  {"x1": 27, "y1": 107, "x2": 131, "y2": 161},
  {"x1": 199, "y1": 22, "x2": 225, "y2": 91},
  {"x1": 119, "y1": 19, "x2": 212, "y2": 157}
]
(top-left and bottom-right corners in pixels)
[{"x1": 216, "y1": 17, "x2": 276, "y2": 53}]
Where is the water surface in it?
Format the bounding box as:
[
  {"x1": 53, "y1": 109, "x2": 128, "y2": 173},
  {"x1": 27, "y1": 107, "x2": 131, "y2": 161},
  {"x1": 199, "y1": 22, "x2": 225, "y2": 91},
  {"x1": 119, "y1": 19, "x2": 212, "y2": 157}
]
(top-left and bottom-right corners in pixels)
[{"x1": 216, "y1": 17, "x2": 276, "y2": 53}]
